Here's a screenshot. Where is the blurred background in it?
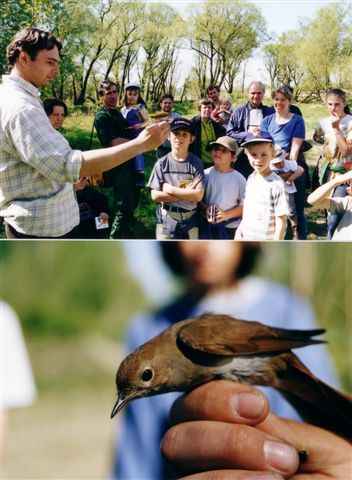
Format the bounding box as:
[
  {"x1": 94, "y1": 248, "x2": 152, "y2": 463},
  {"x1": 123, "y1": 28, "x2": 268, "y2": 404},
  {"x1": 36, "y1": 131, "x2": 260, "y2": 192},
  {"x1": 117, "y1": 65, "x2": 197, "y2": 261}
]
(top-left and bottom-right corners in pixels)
[{"x1": 0, "y1": 242, "x2": 351, "y2": 479}]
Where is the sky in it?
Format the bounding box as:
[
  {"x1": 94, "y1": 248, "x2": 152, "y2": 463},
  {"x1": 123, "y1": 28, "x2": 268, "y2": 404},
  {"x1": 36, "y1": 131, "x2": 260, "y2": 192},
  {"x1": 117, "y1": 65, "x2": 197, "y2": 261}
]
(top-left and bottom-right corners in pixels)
[{"x1": 145, "y1": 0, "x2": 338, "y2": 86}]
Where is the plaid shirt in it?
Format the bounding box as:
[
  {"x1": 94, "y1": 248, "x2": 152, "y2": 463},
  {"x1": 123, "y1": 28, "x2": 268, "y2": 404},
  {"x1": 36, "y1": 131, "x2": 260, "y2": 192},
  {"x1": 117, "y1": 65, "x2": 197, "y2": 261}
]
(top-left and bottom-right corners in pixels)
[{"x1": 0, "y1": 74, "x2": 82, "y2": 237}]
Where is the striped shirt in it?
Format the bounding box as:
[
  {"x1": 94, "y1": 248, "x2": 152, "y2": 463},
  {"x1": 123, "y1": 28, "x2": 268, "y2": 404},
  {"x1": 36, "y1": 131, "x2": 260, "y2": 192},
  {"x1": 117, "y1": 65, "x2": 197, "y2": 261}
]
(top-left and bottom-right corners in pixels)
[
  {"x1": 0, "y1": 74, "x2": 82, "y2": 237},
  {"x1": 237, "y1": 172, "x2": 289, "y2": 240}
]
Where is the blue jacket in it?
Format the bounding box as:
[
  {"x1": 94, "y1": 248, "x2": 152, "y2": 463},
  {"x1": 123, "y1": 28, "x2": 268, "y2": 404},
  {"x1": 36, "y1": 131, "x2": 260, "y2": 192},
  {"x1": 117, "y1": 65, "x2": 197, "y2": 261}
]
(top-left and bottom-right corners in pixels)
[{"x1": 226, "y1": 102, "x2": 274, "y2": 144}]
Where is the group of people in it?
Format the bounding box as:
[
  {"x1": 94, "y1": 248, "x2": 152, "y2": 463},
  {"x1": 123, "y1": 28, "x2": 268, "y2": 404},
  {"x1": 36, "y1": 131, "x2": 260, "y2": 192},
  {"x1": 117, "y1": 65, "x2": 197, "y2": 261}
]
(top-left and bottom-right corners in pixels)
[
  {"x1": 147, "y1": 82, "x2": 352, "y2": 240},
  {"x1": 0, "y1": 26, "x2": 352, "y2": 240}
]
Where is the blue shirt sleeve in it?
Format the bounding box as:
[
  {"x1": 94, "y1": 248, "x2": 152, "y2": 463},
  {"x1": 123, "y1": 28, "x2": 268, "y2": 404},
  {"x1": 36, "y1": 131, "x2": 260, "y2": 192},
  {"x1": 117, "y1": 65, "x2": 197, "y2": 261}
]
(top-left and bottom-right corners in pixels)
[{"x1": 292, "y1": 115, "x2": 305, "y2": 139}]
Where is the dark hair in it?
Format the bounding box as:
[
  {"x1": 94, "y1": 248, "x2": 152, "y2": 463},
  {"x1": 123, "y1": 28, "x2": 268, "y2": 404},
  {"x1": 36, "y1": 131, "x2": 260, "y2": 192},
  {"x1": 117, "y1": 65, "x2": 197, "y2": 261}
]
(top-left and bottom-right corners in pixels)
[
  {"x1": 198, "y1": 98, "x2": 214, "y2": 110},
  {"x1": 272, "y1": 85, "x2": 293, "y2": 102},
  {"x1": 160, "y1": 242, "x2": 261, "y2": 281},
  {"x1": 206, "y1": 85, "x2": 220, "y2": 94},
  {"x1": 160, "y1": 94, "x2": 174, "y2": 103},
  {"x1": 43, "y1": 98, "x2": 68, "y2": 117},
  {"x1": 98, "y1": 79, "x2": 118, "y2": 97},
  {"x1": 7, "y1": 27, "x2": 62, "y2": 67},
  {"x1": 124, "y1": 85, "x2": 145, "y2": 107}
]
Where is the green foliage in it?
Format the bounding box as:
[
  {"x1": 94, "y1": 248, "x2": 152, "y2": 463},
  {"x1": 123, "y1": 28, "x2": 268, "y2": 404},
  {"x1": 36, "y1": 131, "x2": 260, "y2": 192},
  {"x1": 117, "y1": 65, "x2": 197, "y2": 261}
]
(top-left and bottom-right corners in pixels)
[
  {"x1": 188, "y1": 0, "x2": 266, "y2": 94},
  {"x1": 263, "y1": 2, "x2": 352, "y2": 100},
  {"x1": 0, "y1": 243, "x2": 149, "y2": 339}
]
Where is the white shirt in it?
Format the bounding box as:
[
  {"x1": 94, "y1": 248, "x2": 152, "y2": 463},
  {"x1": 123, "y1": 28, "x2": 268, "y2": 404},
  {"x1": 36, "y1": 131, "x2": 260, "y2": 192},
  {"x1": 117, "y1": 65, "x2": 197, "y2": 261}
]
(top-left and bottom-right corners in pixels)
[
  {"x1": 271, "y1": 159, "x2": 298, "y2": 194},
  {"x1": 237, "y1": 172, "x2": 289, "y2": 240},
  {"x1": 0, "y1": 73, "x2": 82, "y2": 236},
  {"x1": 0, "y1": 302, "x2": 36, "y2": 408}
]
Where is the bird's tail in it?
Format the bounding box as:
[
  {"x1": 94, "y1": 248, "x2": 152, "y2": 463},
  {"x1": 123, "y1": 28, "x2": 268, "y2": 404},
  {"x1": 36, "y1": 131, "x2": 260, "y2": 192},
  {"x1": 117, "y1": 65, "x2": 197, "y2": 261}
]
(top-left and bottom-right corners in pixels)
[{"x1": 276, "y1": 353, "x2": 352, "y2": 440}]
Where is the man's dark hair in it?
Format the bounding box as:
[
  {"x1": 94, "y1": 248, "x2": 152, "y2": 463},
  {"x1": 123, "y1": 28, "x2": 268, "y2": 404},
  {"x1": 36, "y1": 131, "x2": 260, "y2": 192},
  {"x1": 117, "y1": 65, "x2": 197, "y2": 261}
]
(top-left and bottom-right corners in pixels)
[
  {"x1": 98, "y1": 79, "x2": 118, "y2": 97},
  {"x1": 7, "y1": 27, "x2": 62, "y2": 67},
  {"x1": 198, "y1": 98, "x2": 214, "y2": 110},
  {"x1": 161, "y1": 242, "x2": 261, "y2": 280},
  {"x1": 160, "y1": 94, "x2": 174, "y2": 103},
  {"x1": 43, "y1": 98, "x2": 68, "y2": 117},
  {"x1": 206, "y1": 85, "x2": 220, "y2": 94}
]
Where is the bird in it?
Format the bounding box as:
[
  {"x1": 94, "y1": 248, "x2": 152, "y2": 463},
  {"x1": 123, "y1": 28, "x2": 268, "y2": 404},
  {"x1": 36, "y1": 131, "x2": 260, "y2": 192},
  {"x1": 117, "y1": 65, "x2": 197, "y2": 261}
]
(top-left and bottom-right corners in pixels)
[{"x1": 111, "y1": 313, "x2": 352, "y2": 440}]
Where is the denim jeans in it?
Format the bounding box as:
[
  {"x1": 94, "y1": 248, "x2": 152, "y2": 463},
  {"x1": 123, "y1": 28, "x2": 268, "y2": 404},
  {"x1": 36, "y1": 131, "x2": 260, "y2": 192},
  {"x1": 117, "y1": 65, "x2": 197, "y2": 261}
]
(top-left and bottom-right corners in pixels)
[{"x1": 327, "y1": 184, "x2": 348, "y2": 239}]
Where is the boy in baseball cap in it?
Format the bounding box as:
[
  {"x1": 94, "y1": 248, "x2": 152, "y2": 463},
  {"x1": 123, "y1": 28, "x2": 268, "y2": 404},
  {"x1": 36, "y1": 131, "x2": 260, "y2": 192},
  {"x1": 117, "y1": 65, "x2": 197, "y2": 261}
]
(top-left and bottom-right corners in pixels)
[
  {"x1": 200, "y1": 136, "x2": 246, "y2": 238},
  {"x1": 235, "y1": 135, "x2": 289, "y2": 240},
  {"x1": 147, "y1": 117, "x2": 205, "y2": 239}
]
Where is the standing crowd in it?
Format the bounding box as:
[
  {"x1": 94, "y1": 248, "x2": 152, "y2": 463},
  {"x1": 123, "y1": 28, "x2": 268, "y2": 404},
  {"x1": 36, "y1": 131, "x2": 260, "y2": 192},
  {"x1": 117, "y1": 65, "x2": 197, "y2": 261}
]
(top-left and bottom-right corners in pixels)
[{"x1": 1, "y1": 27, "x2": 352, "y2": 240}]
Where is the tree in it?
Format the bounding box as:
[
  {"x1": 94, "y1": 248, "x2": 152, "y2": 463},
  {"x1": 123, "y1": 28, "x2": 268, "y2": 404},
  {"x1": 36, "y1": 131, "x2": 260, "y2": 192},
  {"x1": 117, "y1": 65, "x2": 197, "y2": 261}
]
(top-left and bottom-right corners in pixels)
[
  {"x1": 263, "y1": 31, "x2": 305, "y2": 98},
  {"x1": 138, "y1": 3, "x2": 183, "y2": 103},
  {"x1": 188, "y1": 0, "x2": 266, "y2": 95},
  {"x1": 0, "y1": 0, "x2": 64, "y2": 76}
]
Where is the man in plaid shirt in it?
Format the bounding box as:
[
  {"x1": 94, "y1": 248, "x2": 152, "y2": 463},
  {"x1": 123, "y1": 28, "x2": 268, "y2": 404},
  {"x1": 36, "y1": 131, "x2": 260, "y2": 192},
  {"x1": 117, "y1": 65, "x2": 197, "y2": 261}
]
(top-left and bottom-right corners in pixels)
[{"x1": 0, "y1": 28, "x2": 168, "y2": 238}]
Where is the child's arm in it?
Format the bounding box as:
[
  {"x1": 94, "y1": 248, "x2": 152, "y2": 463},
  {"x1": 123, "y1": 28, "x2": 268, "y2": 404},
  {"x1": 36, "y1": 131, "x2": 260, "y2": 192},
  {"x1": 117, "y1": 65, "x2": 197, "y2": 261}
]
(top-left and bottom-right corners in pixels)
[
  {"x1": 307, "y1": 170, "x2": 352, "y2": 210},
  {"x1": 150, "y1": 189, "x2": 178, "y2": 203},
  {"x1": 163, "y1": 182, "x2": 204, "y2": 202},
  {"x1": 215, "y1": 205, "x2": 243, "y2": 223},
  {"x1": 286, "y1": 165, "x2": 304, "y2": 183},
  {"x1": 274, "y1": 215, "x2": 287, "y2": 240}
]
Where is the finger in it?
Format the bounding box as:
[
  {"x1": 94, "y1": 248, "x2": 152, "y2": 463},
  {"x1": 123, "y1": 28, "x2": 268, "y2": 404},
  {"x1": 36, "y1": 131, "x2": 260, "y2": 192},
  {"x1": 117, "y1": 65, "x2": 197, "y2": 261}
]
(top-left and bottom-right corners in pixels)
[
  {"x1": 170, "y1": 380, "x2": 269, "y2": 426},
  {"x1": 180, "y1": 470, "x2": 285, "y2": 480},
  {"x1": 258, "y1": 414, "x2": 351, "y2": 476},
  {"x1": 161, "y1": 421, "x2": 299, "y2": 476}
]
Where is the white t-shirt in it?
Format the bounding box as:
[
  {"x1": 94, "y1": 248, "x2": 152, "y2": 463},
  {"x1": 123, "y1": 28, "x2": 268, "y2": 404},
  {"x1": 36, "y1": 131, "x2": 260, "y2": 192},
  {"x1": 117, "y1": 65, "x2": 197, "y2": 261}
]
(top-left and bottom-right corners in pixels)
[
  {"x1": 236, "y1": 171, "x2": 289, "y2": 240},
  {"x1": 270, "y1": 159, "x2": 298, "y2": 194},
  {"x1": 331, "y1": 196, "x2": 352, "y2": 241},
  {"x1": 0, "y1": 302, "x2": 36, "y2": 408},
  {"x1": 204, "y1": 167, "x2": 246, "y2": 227}
]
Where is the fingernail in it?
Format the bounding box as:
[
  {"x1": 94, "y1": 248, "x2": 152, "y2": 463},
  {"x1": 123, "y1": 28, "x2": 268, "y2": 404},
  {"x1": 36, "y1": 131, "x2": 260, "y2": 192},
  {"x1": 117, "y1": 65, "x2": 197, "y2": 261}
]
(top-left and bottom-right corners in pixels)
[
  {"x1": 233, "y1": 392, "x2": 265, "y2": 419},
  {"x1": 264, "y1": 440, "x2": 299, "y2": 474},
  {"x1": 248, "y1": 474, "x2": 284, "y2": 480}
]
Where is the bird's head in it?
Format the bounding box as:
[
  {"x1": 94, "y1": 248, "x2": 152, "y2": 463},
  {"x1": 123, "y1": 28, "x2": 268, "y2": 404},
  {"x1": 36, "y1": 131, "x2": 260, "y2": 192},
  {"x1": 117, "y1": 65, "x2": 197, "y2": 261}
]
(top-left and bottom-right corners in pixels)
[{"x1": 110, "y1": 337, "x2": 183, "y2": 418}]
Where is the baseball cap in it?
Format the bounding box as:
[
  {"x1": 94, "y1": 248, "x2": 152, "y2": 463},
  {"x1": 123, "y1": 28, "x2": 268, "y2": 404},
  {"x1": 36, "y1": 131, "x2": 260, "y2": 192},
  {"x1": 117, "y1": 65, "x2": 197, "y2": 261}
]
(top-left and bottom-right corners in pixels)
[
  {"x1": 125, "y1": 82, "x2": 140, "y2": 90},
  {"x1": 170, "y1": 117, "x2": 194, "y2": 133},
  {"x1": 207, "y1": 136, "x2": 239, "y2": 154},
  {"x1": 242, "y1": 132, "x2": 273, "y2": 148}
]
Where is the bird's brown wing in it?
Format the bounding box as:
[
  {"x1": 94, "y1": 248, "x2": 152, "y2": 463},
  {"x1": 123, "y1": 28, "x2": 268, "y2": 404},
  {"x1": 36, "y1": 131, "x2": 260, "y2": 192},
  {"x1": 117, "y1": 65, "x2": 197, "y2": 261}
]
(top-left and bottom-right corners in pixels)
[{"x1": 178, "y1": 314, "x2": 325, "y2": 357}]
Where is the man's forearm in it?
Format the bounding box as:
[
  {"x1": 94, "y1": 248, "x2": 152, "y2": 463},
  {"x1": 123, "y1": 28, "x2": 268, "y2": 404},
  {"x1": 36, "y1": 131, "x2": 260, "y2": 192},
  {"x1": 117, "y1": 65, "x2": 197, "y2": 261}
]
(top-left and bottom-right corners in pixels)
[
  {"x1": 80, "y1": 137, "x2": 143, "y2": 177},
  {"x1": 80, "y1": 121, "x2": 169, "y2": 177},
  {"x1": 151, "y1": 190, "x2": 178, "y2": 203}
]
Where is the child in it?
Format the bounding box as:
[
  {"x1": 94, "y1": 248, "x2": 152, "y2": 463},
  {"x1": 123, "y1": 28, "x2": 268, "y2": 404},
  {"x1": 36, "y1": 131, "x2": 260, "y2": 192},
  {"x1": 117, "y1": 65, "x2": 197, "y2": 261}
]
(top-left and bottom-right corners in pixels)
[
  {"x1": 235, "y1": 135, "x2": 289, "y2": 240},
  {"x1": 213, "y1": 96, "x2": 233, "y2": 127},
  {"x1": 270, "y1": 148, "x2": 304, "y2": 239},
  {"x1": 147, "y1": 118, "x2": 205, "y2": 239},
  {"x1": 308, "y1": 169, "x2": 352, "y2": 240},
  {"x1": 121, "y1": 83, "x2": 149, "y2": 186},
  {"x1": 201, "y1": 136, "x2": 246, "y2": 239}
]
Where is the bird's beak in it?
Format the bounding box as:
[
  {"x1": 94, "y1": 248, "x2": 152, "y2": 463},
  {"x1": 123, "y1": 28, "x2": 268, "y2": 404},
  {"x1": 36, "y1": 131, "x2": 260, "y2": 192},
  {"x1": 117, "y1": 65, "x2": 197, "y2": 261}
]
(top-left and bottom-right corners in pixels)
[{"x1": 110, "y1": 393, "x2": 131, "y2": 419}]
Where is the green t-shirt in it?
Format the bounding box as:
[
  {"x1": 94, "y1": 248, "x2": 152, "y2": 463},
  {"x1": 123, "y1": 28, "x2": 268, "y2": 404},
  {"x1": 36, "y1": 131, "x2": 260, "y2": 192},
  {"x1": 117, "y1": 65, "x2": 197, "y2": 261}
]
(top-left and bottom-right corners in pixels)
[{"x1": 200, "y1": 120, "x2": 216, "y2": 166}]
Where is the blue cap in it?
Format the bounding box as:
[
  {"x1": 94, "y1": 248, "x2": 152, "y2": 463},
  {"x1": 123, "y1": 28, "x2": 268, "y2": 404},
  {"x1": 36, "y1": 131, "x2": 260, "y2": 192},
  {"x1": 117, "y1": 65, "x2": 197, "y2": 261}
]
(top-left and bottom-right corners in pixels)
[
  {"x1": 170, "y1": 117, "x2": 194, "y2": 133},
  {"x1": 242, "y1": 132, "x2": 273, "y2": 147}
]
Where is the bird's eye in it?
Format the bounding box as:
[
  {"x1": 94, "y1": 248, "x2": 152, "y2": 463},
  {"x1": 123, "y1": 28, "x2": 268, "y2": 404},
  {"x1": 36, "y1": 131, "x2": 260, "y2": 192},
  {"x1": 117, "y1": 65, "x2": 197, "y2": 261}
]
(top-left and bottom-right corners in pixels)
[{"x1": 141, "y1": 368, "x2": 154, "y2": 382}]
